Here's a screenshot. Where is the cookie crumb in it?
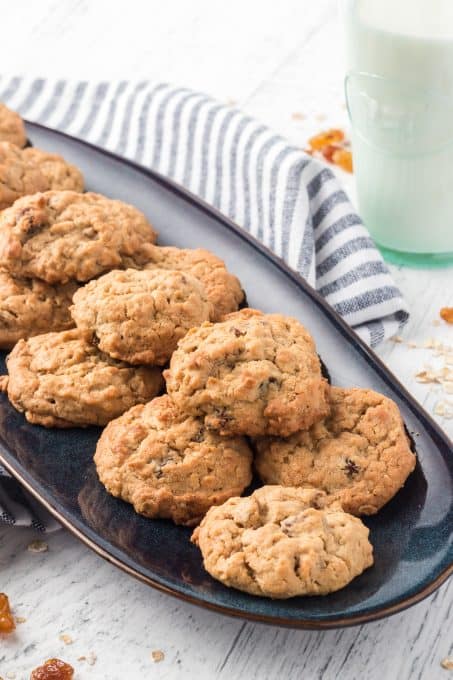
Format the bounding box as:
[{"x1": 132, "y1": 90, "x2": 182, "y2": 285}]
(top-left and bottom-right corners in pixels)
[
  {"x1": 59, "y1": 633, "x2": 73, "y2": 645},
  {"x1": 78, "y1": 652, "x2": 97, "y2": 666},
  {"x1": 151, "y1": 650, "x2": 165, "y2": 663},
  {"x1": 407, "y1": 341, "x2": 418, "y2": 348},
  {"x1": 27, "y1": 540, "x2": 48, "y2": 554},
  {"x1": 441, "y1": 657, "x2": 453, "y2": 670},
  {"x1": 86, "y1": 652, "x2": 97, "y2": 666},
  {"x1": 391, "y1": 335, "x2": 403, "y2": 343},
  {"x1": 432, "y1": 319, "x2": 441, "y2": 327},
  {"x1": 6, "y1": 673, "x2": 16, "y2": 679},
  {"x1": 291, "y1": 112, "x2": 305, "y2": 121},
  {"x1": 434, "y1": 399, "x2": 453, "y2": 418},
  {"x1": 415, "y1": 369, "x2": 434, "y2": 383},
  {"x1": 15, "y1": 616, "x2": 26, "y2": 624}
]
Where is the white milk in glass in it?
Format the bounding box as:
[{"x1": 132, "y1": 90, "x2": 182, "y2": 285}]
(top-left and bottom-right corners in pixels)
[{"x1": 343, "y1": 0, "x2": 453, "y2": 261}]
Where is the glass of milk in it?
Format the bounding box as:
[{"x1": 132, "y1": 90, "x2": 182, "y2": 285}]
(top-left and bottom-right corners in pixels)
[{"x1": 342, "y1": 0, "x2": 453, "y2": 266}]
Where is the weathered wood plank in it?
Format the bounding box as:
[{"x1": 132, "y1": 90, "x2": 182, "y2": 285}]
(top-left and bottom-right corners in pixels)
[{"x1": 0, "y1": 2, "x2": 451, "y2": 679}]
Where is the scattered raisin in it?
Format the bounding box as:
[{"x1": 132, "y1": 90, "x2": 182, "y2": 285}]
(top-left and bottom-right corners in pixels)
[
  {"x1": 321, "y1": 144, "x2": 342, "y2": 163},
  {"x1": 308, "y1": 128, "x2": 345, "y2": 152},
  {"x1": 440, "y1": 307, "x2": 453, "y2": 324},
  {"x1": 332, "y1": 148, "x2": 353, "y2": 173},
  {"x1": 306, "y1": 128, "x2": 353, "y2": 173},
  {"x1": 232, "y1": 328, "x2": 246, "y2": 337},
  {"x1": 343, "y1": 458, "x2": 360, "y2": 477},
  {"x1": 0, "y1": 592, "x2": 15, "y2": 633},
  {"x1": 30, "y1": 658, "x2": 74, "y2": 680}
]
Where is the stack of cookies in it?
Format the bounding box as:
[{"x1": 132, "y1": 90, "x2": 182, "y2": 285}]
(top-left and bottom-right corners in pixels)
[{"x1": 0, "y1": 103, "x2": 416, "y2": 600}]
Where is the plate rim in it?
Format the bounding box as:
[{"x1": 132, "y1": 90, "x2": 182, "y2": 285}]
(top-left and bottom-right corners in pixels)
[
  {"x1": 2, "y1": 453, "x2": 452, "y2": 630},
  {"x1": 1, "y1": 120, "x2": 450, "y2": 630}
]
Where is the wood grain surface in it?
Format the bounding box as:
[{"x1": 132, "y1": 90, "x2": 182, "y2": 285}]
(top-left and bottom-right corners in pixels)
[{"x1": 0, "y1": 1, "x2": 451, "y2": 678}]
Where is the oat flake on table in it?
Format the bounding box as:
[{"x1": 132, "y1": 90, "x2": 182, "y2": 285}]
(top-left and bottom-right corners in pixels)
[
  {"x1": 78, "y1": 652, "x2": 97, "y2": 666},
  {"x1": 27, "y1": 540, "x2": 48, "y2": 553}
]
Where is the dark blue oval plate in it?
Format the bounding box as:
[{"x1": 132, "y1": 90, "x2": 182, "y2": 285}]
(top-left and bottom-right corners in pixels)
[{"x1": 0, "y1": 122, "x2": 451, "y2": 629}]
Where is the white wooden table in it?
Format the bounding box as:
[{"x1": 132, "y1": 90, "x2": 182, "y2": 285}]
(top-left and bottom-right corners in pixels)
[{"x1": 0, "y1": 2, "x2": 452, "y2": 678}]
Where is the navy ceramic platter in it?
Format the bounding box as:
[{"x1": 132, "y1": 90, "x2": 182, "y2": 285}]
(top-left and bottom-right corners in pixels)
[{"x1": 0, "y1": 122, "x2": 451, "y2": 629}]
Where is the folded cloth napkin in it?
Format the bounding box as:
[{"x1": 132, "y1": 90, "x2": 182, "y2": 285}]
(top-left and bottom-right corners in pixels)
[{"x1": 0, "y1": 76, "x2": 409, "y2": 531}]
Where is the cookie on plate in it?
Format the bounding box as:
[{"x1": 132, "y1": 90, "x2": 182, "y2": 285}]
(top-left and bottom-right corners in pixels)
[
  {"x1": 254, "y1": 386, "x2": 416, "y2": 515},
  {"x1": 0, "y1": 142, "x2": 48, "y2": 210},
  {"x1": 0, "y1": 103, "x2": 26, "y2": 147},
  {"x1": 22, "y1": 148, "x2": 84, "y2": 192},
  {"x1": 191, "y1": 485, "x2": 373, "y2": 598},
  {"x1": 94, "y1": 395, "x2": 253, "y2": 526},
  {"x1": 143, "y1": 244, "x2": 244, "y2": 321},
  {"x1": 71, "y1": 268, "x2": 212, "y2": 365},
  {"x1": 0, "y1": 329, "x2": 163, "y2": 428},
  {"x1": 0, "y1": 270, "x2": 77, "y2": 349},
  {"x1": 0, "y1": 191, "x2": 157, "y2": 284},
  {"x1": 164, "y1": 308, "x2": 329, "y2": 437}
]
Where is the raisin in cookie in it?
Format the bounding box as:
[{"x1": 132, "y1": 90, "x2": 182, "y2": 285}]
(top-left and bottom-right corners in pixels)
[
  {"x1": 0, "y1": 142, "x2": 48, "y2": 210},
  {"x1": 0, "y1": 103, "x2": 26, "y2": 147},
  {"x1": 191, "y1": 485, "x2": 373, "y2": 598},
  {"x1": 71, "y1": 268, "x2": 212, "y2": 365},
  {"x1": 143, "y1": 244, "x2": 244, "y2": 321},
  {"x1": 254, "y1": 387, "x2": 416, "y2": 515},
  {"x1": 0, "y1": 191, "x2": 157, "y2": 284},
  {"x1": 94, "y1": 395, "x2": 253, "y2": 526},
  {"x1": 0, "y1": 329, "x2": 163, "y2": 428},
  {"x1": 0, "y1": 270, "x2": 77, "y2": 349},
  {"x1": 164, "y1": 309, "x2": 329, "y2": 437},
  {"x1": 22, "y1": 148, "x2": 84, "y2": 192}
]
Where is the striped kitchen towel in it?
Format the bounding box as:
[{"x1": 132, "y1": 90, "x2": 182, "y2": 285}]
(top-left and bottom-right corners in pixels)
[{"x1": 0, "y1": 76, "x2": 408, "y2": 531}]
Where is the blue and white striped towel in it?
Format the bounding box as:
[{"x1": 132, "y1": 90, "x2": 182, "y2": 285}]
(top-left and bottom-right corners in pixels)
[{"x1": 0, "y1": 76, "x2": 408, "y2": 531}]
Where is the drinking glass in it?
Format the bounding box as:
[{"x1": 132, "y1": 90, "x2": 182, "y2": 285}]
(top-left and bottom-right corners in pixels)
[{"x1": 341, "y1": 0, "x2": 453, "y2": 267}]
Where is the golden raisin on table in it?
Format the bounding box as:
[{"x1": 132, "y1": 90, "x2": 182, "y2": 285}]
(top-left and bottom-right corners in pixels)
[
  {"x1": 440, "y1": 307, "x2": 453, "y2": 324},
  {"x1": 332, "y1": 148, "x2": 353, "y2": 173},
  {"x1": 321, "y1": 144, "x2": 342, "y2": 163},
  {"x1": 308, "y1": 128, "x2": 345, "y2": 152},
  {"x1": 0, "y1": 593, "x2": 16, "y2": 633},
  {"x1": 30, "y1": 658, "x2": 74, "y2": 680}
]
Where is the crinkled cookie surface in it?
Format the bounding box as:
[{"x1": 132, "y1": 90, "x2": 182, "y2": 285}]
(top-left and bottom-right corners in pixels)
[
  {"x1": 192, "y1": 485, "x2": 373, "y2": 598},
  {"x1": 95, "y1": 395, "x2": 253, "y2": 525},
  {"x1": 165, "y1": 309, "x2": 329, "y2": 437}
]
